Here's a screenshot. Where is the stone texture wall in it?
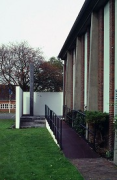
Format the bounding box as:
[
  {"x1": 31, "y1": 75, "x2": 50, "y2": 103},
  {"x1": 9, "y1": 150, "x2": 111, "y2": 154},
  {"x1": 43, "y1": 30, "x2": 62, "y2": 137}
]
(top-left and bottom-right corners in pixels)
[
  {"x1": 87, "y1": 12, "x2": 99, "y2": 111},
  {"x1": 65, "y1": 52, "x2": 73, "y2": 109},
  {"x1": 81, "y1": 36, "x2": 85, "y2": 111},
  {"x1": 74, "y1": 37, "x2": 82, "y2": 110}
]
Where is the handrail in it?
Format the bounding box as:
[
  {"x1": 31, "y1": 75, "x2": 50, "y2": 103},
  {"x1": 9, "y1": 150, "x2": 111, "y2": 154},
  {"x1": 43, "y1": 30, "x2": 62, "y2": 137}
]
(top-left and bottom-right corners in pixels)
[
  {"x1": 45, "y1": 105, "x2": 62, "y2": 149},
  {"x1": 80, "y1": 124, "x2": 94, "y2": 135},
  {"x1": 63, "y1": 105, "x2": 96, "y2": 150}
]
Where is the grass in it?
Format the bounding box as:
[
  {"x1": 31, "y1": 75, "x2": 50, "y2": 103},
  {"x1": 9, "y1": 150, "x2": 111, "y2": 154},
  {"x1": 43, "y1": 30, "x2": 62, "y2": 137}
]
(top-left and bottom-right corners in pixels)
[{"x1": 0, "y1": 119, "x2": 84, "y2": 180}]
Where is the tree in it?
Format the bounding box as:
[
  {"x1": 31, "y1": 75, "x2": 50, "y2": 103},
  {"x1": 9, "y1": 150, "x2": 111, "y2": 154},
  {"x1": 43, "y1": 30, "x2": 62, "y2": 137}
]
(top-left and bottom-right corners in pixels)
[
  {"x1": 49, "y1": 57, "x2": 63, "y2": 70},
  {"x1": 34, "y1": 57, "x2": 63, "y2": 92},
  {"x1": 0, "y1": 43, "x2": 63, "y2": 92},
  {"x1": 0, "y1": 42, "x2": 44, "y2": 91}
]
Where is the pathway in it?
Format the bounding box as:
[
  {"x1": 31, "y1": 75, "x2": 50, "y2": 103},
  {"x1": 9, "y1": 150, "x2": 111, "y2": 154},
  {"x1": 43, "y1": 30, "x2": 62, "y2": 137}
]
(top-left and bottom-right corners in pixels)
[{"x1": 62, "y1": 121, "x2": 117, "y2": 180}]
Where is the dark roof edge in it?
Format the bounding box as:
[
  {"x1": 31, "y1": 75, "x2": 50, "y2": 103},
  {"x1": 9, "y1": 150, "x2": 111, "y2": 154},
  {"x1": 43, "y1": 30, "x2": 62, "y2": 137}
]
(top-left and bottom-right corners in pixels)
[
  {"x1": 58, "y1": 0, "x2": 108, "y2": 60},
  {"x1": 58, "y1": 0, "x2": 90, "y2": 59}
]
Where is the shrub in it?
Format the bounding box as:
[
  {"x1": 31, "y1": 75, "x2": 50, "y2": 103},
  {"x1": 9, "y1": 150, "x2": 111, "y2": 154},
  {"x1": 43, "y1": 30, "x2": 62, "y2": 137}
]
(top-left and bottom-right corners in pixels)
[
  {"x1": 73, "y1": 111, "x2": 86, "y2": 136},
  {"x1": 85, "y1": 111, "x2": 109, "y2": 124}
]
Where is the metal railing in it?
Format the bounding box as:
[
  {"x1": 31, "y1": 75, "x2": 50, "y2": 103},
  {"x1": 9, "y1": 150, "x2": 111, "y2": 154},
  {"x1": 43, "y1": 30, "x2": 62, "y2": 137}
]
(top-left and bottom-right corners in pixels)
[
  {"x1": 45, "y1": 105, "x2": 62, "y2": 149},
  {"x1": 63, "y1": 105, "x2": 96, "y2": 150}
]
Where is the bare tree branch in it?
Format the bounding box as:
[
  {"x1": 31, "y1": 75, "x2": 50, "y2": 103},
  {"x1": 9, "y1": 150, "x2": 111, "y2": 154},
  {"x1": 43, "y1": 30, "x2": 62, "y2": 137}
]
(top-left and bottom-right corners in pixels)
[{"x1": 0, "y1": 42, "x2": 44, "y2": 91}]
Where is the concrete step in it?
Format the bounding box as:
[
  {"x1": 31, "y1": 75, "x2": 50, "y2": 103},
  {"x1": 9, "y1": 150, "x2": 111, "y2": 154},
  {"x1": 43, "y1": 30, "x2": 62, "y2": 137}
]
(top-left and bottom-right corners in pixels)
[
  {"x1": 20, "y1": 123, "x2": 45, "y2": 128},
  {"x1": 34, "y1": 119, "x2": 45, "y2": 124},
  {"x1": 20, "y1": 116, "x2": 46, "y2": 128},
  {"x1": 21, "y1": 116, "x2": 45, "y2": 121}
]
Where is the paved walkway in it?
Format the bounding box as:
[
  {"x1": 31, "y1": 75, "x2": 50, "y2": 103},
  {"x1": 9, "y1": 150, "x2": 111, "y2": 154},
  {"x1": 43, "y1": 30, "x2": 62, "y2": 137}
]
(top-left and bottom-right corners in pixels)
[
  {"x1": 0, "y1": 113, "x2": 15, "y2": 119},
  {"x1": 62, "y1": 121, "x2": 117, "y2": 180}
]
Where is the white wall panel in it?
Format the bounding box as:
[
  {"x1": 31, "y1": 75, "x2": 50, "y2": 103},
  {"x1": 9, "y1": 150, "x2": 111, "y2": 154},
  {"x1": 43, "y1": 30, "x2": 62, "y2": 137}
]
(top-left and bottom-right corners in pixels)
[
  {"x1": 23, "y1": 92, "x2": 63, "y2": 116},
  {"x1": 23, "y1": 92, "x2": 30, "y2": 114},
  {"x1": 104, "y1": 2, "x2": 109, "y2": 112}
]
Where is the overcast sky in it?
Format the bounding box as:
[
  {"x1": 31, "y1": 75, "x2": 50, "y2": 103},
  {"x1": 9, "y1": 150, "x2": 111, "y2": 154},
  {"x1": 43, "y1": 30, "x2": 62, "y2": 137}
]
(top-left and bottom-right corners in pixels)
[{"x1": 0, "y1": 0, "x2": 85, "y2": 60}]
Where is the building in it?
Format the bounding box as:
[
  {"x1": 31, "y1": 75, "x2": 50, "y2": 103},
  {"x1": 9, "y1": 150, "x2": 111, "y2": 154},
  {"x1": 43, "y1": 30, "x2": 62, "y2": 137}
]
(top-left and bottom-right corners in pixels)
[
  {"x1": 58, "y1": 0, "x2": 117, "y2": 151},
  {"x1": 0, "y1": 85, "x2": 16, "y2": 113}
]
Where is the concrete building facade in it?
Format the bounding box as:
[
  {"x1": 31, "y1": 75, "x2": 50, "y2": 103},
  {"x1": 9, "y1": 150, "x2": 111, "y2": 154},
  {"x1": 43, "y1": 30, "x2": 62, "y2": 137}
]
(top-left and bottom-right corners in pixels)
[{"x1": 58, "y1": 0, "x2": 117, "y2": 151}]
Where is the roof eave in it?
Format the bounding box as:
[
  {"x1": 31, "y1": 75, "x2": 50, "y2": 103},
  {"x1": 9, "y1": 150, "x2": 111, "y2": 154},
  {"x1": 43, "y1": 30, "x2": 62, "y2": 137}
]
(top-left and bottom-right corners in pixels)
[{"x1": 58, "y1": 0, "x2": 109, "y2": 60}]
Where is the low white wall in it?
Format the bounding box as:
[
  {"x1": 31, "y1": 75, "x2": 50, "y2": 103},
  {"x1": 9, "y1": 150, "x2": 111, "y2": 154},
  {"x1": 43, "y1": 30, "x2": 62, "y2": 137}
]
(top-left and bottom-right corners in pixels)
[
  {"x1": 46, "y1": 120, "x2": 59, "y2": 147},
  {"x1": 16, "y1": 86, "x2": 23, "y2": 129},
  {"x1": 23, "y1": 92, "x2": 63, "y2": 116}
]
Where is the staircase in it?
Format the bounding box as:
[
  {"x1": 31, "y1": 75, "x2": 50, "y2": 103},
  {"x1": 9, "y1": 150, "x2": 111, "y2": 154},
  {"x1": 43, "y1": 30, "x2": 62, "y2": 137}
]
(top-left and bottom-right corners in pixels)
[{"x1": 20, "y1": 115, "x2": 46, "y2": 128}]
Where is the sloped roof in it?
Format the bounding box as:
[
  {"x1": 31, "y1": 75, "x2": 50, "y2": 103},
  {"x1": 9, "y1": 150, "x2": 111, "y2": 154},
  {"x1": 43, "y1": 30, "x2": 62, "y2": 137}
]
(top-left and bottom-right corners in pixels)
[
  {"x1": 58, "y1": 0, "x2": 108, "y2": 60},
  {"x1": 0, "y1": 85, "x2": 15, "y2": 100}
]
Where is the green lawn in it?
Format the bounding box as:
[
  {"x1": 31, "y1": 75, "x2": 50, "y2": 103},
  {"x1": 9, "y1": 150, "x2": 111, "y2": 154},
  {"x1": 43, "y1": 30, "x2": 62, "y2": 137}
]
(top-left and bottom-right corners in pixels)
[{"x1": 0, "y1": 119, "x2": 84, "y2": 180}]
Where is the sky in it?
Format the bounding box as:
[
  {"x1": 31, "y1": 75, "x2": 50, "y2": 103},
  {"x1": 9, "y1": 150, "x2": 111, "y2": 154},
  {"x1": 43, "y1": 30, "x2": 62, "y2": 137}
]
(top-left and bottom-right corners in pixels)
[{"x1": 0, "y1": 0, "x2": 85, "y2": 60}]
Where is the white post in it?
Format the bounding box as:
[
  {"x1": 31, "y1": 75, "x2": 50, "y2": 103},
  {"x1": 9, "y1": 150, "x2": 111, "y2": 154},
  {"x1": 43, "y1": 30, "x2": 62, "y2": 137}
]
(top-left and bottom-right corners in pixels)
[
  {"x1": 16, "y1": 86, "x2": 23, "y2": 129},
  {"x1": 9, "y1": 95, "x2": 11, "y2": 113}
]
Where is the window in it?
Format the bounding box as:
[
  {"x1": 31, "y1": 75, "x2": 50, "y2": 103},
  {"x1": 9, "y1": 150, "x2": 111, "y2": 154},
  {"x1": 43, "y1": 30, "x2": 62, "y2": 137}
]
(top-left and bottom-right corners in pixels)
[{"x1": 0, "y1": 103, "x2": 16, "y2": 109}]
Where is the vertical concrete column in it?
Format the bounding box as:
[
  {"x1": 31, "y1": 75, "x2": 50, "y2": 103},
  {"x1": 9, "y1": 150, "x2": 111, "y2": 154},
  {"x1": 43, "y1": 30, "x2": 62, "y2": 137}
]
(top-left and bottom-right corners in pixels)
[
  {"x1": 66, "y1": 51, "x2": 73, "y2": 109},
  {"x1": 30, "y1": 63, "x2": 34, "y2": 116},
  {"x1": 87, "y1": 12, "x2": 99, "y2": 111},
  {"x1": 63, "y1": 61, "x2": 66, "y2": 106},
  {"x1": 84, "y1": 33, "x2": 88, "y2": 109},
  {"x1": 81, "y1": 37, "x2": 85, "y2": 111},
  {"x1": 85, "y1": 31, "x2": 89, "y2": 140},
  {"x1": 73, "y1": 49, "x2": 76, "y2": 109},
  {"x1": 74, "y1": 37, "x2": 82, "y2": 110},
  {"x1": 98, "y1": 8, "x2": 104, "y2": 111},
  {"x1": 65, "y1": 59, "x2": 68, "y2": 106},
  {"x1": 87, "y1": 27, "x2": 90, "y2": 110}
]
